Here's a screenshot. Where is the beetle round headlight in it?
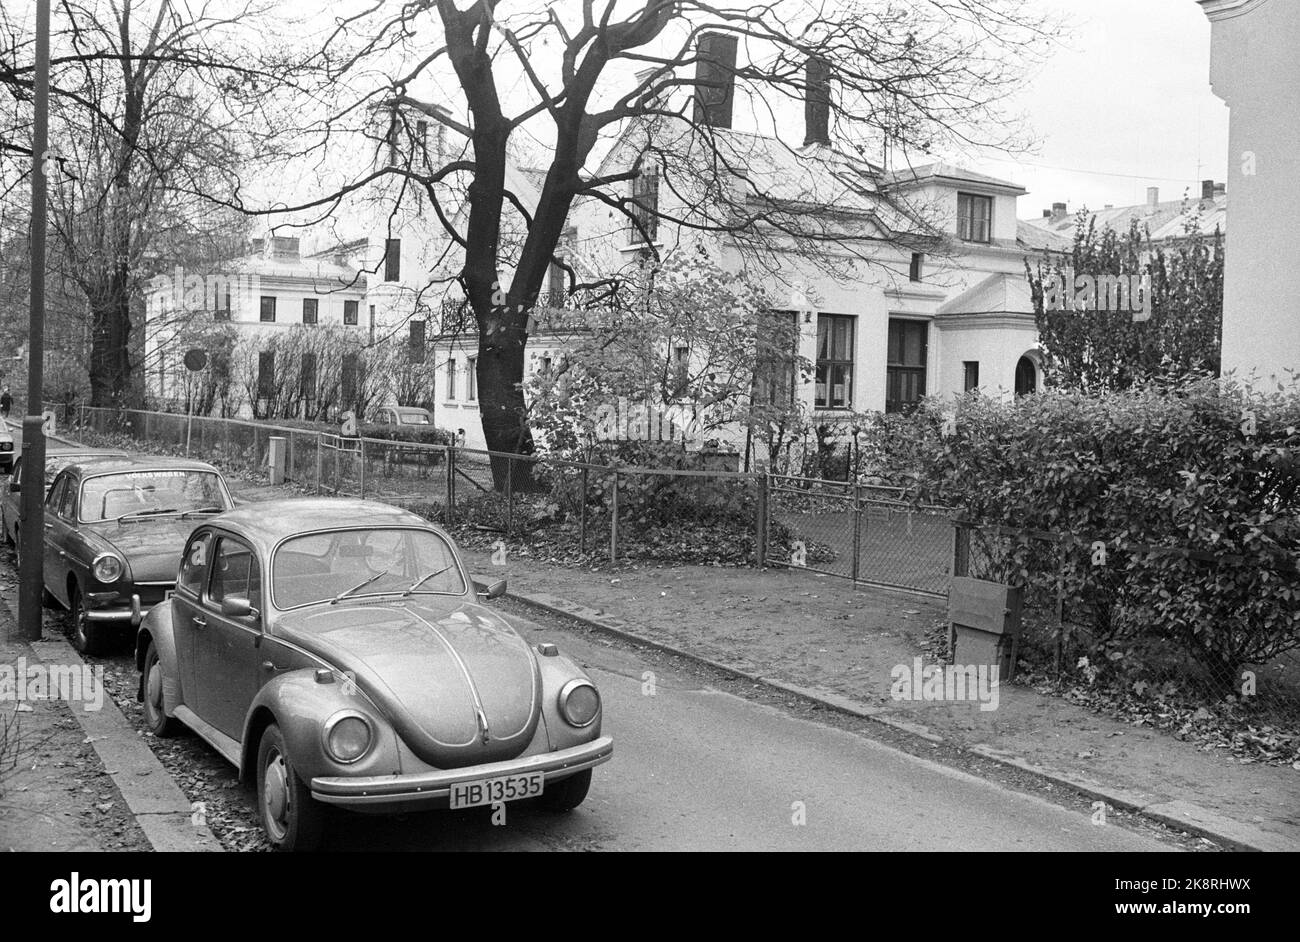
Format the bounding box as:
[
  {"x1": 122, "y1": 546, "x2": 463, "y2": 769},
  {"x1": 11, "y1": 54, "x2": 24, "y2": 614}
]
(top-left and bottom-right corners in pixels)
[
  {"x1": 92, "y1": 554, "x2": 124, "y2": 583},
  {"x1": 558, "y1": 680, "x2": 600, "y2": 728},
  {"x1": 324, "y1": 713, "x2": 373, "y2": 763}
]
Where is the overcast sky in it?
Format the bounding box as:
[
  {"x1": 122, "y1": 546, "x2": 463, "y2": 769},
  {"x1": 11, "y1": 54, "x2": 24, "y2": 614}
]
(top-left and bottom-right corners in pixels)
[{"x1": 981, "y1": 0, "x2": 1230, "y2": 217}]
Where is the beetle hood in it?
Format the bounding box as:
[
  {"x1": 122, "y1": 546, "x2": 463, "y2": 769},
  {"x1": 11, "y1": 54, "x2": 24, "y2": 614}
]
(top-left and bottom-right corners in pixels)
[{"x1": 275, "y1": 599, "x2": 542, "y2": 768}]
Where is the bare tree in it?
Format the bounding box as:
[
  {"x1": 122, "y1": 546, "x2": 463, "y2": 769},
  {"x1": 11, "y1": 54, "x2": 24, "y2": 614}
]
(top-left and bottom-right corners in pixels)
[
  {"x1": 293, "y1": 0, "x2": 1052, "y2": 486},
  {"x1": 0, "y1": 0, "x2": 306, "y2": 408}
]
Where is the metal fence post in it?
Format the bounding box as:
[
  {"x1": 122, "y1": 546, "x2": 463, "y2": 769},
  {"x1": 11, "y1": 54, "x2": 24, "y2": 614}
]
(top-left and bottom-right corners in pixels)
[
  {"x1": 754, "y1": 472, "x2": 768, "y2": 568},
  {"x1": 579, "y1": 466, "x2": 589, "y2": 556},
  {"x1": 359, "y1": 436, "x2": 366, "y2": 499},
  {"x1": 953, "y1": 522, "x2": 970, "y2": 577},
  {"x1": 315, "y1": 433, "x2": 323, "y2": 494},
  {"x1": 505, "y1": 454, "x2": 515, "y2": 535},
  {"x1": 446, "y1": 446, "x2": 456, "y2": 525},
  {"x1": 609, "y1": 471, "x2": 619, "y2": 567},
  {"x1": 851, "y1": 483, "x2": 862, "y2": 583}
]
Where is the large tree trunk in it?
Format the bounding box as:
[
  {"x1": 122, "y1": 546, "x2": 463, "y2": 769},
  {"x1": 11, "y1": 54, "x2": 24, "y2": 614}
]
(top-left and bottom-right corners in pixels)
[
  {"x1": 87, "y1": 270, "x2": 136, "y2": 410},
  {"x1": 475, "y1": 319, "x2": 537, "y2": 491}
]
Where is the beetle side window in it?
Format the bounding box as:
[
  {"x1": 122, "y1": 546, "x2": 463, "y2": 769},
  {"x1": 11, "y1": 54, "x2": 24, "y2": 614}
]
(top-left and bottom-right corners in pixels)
[
  {"x1": 178, "y1": 532, "x2": 212, "y2": 596},
  {"x1": 209, "y1": 537, "x2": 261, "y2": 609}
]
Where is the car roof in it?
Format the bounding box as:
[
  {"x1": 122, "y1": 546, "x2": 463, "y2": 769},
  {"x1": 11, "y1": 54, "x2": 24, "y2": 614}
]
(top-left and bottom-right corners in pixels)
[
  {"x1": 391, "y1": 406, "x2": 430, "y2": 414},
  {"x1": 206, "y1": 498, "x2": 434, "y2": 546},
  {"x1": 40, "y1": 445, "x2": 128, "y2": 460},
  {"x1": 62, "y1": 455, "x2": 223, "y2": 478}
]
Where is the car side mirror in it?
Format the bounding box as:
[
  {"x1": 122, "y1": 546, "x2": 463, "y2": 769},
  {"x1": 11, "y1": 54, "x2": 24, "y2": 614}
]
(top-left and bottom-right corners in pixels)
[
  {"x1": 220, "y1": 595, "x2": 259, "y2": 620},
  {"x1": 476, "y1": 579, "x2": 507, "y2": 600}
]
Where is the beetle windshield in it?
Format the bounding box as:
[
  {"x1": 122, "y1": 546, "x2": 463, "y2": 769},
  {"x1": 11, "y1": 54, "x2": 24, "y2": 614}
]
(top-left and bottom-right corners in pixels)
[
  {"x1": 273, "y1": 527, "x2": 466, "y2": 609},
  {"x1": 79, "y1": 470, "x2": 230, "y2": 523}
]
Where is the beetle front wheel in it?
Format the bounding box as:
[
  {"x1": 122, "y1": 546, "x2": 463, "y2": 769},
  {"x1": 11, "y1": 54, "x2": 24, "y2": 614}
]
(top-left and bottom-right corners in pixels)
[{"x1": 257, "y1": 723, "x2": 325, "y2": 852}]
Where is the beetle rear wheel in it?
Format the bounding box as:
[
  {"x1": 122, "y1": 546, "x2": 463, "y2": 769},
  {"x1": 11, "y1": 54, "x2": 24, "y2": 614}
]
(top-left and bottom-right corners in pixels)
[
  {"x1": 257, "y1": 723, "x2": 325, "y2": 852},
  {"x1": 141, "y1": 642, "x2": 178, "y2": 737},
  {"x1": 538, "y1": 769, "x2": 592, "y2": 812},
  {"x1": 67, "y1": 583, "x2": 106, "y2": 656}
]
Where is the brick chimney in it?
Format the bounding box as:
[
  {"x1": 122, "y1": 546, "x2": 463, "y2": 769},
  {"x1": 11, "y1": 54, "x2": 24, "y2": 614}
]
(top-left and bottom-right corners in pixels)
[
  {"x1": 1201, "y1": 179, "x2": 1216, "y2": 200},
  {"x1": 1146, "y1": 186, "x2": 1159, "y2": 209},
  {"x1": 1214, "y1": 181, "x2": 1226, "y2": 197},
  {"x1": 804, "y1": 57, "x2": 831, "y2": 146},
  {"x1": 693, "y1": 32, "x2": 738, "y2": 129},
  {"x1": 1051, "y1": 201, "x2": 1067, "y2": 220}
]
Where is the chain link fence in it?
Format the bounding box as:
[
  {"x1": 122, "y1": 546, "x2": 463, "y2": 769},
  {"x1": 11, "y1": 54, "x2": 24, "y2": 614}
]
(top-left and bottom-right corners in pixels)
[{"x1": 765, "y1": 475, "x2": 954, "y2": 596}]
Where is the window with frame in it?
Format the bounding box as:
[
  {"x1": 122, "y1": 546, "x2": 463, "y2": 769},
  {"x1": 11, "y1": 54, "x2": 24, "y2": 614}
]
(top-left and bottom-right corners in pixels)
[
  {"x1": 409, "y1": 320, "x2": 426, "y2": 364},
  {"x1": 466, "y1": 357, "x2": 477, "y2": 401},
  {"x1": 753, "y1": 311, "x2": 799, "y2": 406},
  {"x1": 259, "y1": 296, "x2": 276, "y2": 323},
  {"x1": 886, "y1": 319, "x2": 928, "y2": 413},
  {"x1": 258, "y1": 351, "x2": 275, "y2": 399},
  {"x1": 217, "y1": 286, "x2": 232, "y2": 320},
  {"x1": 546, "y1": 261, "x2": 566, "y2": 307},
  {"x1": 909, "y1": 252, "x2": 924, "y2": 283},
  {"x1": 957, "y1": 193, "x2": 992, "y2": 243},
  {"x1": 672, "y1": 345, "x2": 690, "y2": 397},
  {"x1": 963, "y1": 361, "x2": 979, "y2": 393},
  {"x1": 341, "y1": 353, "x2": 358, "y2": 405},
  {"x1": 630, "y1": 164, "x2": 659, "y2": 243},
  {"x1": 179, "y1": 532, "x2": 211, "y2": 596},
  {"x1": 815, "y1": 314, "x2": 855, "y2": 409},
  {"x1": 209, "y1": 537, "x2": 262, "y2": 609},
  {"x1": 446, "y1": 358, "x2": 457, "y2": 399},
  {"x1": 301, "y1": 353, "x2": 317, "y2": 399},
  {"x1": 344, "y1": 300, "x2": 359, "y2": 325},
  {"x1": 302, "y1": 298, "x2": 318, "y2": 325},
  {"x1": 384, "y1": 239, "x2": 401, "y2": 282}
]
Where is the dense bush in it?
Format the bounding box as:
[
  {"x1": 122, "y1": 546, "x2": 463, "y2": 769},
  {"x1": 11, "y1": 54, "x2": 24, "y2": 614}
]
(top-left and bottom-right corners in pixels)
[{"x1": 868, "y1": 375, "x2": 1300, "y2": 690}]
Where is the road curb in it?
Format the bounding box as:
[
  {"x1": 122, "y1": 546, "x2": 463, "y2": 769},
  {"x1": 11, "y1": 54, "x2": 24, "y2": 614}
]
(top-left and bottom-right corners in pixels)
[
  {"x1": 509, "y1": 588, "x2": 1288, "y2": 852},
  {"x1": 1, "y1": 598, "x2": 222, "y2": 852}
]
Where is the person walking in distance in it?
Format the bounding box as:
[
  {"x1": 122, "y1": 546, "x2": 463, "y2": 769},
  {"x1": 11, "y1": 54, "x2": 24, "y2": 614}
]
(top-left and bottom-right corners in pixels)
[{"x1": 0, "y1": 386, "x2": 11, "y2": 419}]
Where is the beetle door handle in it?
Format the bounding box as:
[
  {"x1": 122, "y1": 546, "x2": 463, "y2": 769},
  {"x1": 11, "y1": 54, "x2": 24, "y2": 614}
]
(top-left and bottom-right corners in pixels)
[
  {"x1": 192, "y1": 616, "x2": 207, "y2": 628},
  {"x1": 43, "y1": 522, "x2": 52, "y2": 529}
]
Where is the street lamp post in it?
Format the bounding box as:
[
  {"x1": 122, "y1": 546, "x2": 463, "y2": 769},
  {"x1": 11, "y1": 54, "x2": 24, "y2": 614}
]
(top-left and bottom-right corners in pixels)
[{"x1": 18, "y1": 0, "x2": 50, "y2": 641}]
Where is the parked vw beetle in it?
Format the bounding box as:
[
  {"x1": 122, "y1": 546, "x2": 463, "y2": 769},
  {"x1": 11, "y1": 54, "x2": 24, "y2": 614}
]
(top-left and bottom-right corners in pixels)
[
  {"x1": 135, "y1": 498, "x2": 612, "y2": 851},
  {"x1": 42, "y1": 456, "x2": 235, "y2": 655}
]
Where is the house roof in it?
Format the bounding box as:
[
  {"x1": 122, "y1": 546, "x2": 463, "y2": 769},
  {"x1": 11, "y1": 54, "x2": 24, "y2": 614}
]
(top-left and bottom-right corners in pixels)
[
  {"x1": 1021, "y1": 195, "x2": 1227, "y2": 245},
  {"x1": 936, "y1": 271, "x2": 1034, "y2": 316},
  {"x1": 882, "y1": 161, "x2": 1027, "y2": 195}
]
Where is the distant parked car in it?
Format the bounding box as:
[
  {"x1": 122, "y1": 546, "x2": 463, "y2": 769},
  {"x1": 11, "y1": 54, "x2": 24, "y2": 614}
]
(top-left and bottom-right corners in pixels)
[
  {"x1": 135, "y1": 497, "x2": 612, "y2": 851},
  {"x1": 41, "y1": 456, "x2": 234, "y2": 655},
  {"x1": 2, "y1": 447, "x2": 127, "y2": 547},
  {"x1": 372, "y1": 405, "x2": 433, "y2": 427},
  {"x1": 0, "y1": 424, "x2": 13, "y2": 474}
]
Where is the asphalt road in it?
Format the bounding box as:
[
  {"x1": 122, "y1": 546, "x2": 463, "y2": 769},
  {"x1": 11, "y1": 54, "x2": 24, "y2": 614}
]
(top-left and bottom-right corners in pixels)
[{"x1": 309, "y1": 612, "x2": 1173, "y2": 851}]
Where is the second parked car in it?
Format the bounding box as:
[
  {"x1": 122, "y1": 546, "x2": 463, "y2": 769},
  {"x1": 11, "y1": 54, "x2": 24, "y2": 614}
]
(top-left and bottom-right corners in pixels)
[
  {"x1": 2, "y1": 445, "x2": 127, "y2": 547},
  {"x1": 41, "y1": 455, "x2": 235, "y2": 654}
]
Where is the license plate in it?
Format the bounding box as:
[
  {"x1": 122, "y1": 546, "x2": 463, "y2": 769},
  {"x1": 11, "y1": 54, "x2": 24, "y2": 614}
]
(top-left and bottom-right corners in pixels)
[{"x1": 448, "y1": 771, "x2": 544, "y2": 809}]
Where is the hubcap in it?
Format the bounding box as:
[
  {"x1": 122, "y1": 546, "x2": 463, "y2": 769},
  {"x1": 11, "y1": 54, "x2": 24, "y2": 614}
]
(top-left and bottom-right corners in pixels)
[
  {"x1": 263, "y1": 750, "x2": 291, "y2": 840},
  {"x1": 146, "y1": 662, "x2": 163, "y2": 717}
]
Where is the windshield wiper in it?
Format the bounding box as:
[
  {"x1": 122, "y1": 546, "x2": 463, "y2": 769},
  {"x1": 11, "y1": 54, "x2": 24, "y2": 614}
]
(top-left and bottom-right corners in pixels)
[
  {"x1": 116, "y1": 507, "x2": 179, "y2": 523},
  {"x1": 331, "y1": 568, "x2": 395, "y2": 604},
  {"x1": 181, "y1": 506, "x2": 225, "y2": 518},
  {"x1": 402, "y1": 564, "x2": 456, "y2": 596}
]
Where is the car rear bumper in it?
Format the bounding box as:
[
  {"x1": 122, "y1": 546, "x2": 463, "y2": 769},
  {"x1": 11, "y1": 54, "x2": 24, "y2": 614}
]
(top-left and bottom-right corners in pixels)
[{"x1": 310, "y1": 736, "x2": 614, "y2": 810}]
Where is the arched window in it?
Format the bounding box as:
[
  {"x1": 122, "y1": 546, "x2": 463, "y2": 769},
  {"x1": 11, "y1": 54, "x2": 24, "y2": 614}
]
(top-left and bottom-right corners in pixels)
[{"x1": 1014, "y1": 356, "x2": 1037, "y2": 396}]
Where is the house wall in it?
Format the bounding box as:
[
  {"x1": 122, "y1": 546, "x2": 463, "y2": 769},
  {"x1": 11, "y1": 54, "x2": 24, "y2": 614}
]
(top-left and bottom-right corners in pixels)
[{"x1": 1202, "y1": 0, "x2": 1300, "y2": 385}]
